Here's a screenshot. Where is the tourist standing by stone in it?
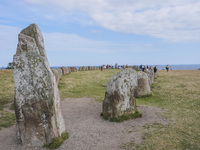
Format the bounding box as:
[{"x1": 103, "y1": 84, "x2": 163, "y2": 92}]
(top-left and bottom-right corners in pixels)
[
  {"x1": 166, "y1": 65, "x2": 169, "y2": 72},
  {"x1": 101, "y1": 65, "x2": 103, "y2": 71},
  {"x1": 146, "y1": 65, "x2": 149, "y2": 70},
  {"x1": 103, "y1": 65, "x2": 106, "y2": 71},
  {"x1": 154, "y1": 65, "x2": 158, "y2": 79},
  {"x1": 140, "y1": 64, "x2": 142, "y2": 71},
  {"x1": 142, "y1": 65, "x2": 145, "y2": 71}
]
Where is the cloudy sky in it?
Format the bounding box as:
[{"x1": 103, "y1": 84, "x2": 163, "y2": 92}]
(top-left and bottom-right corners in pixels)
[{"x1": 0, "y1": 0, "x2": 200, "y2": 67}]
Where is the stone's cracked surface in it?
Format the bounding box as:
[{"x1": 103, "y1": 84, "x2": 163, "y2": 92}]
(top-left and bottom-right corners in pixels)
[
  {"x1": 145, "y1": 69, "x2": 154, "y2": 89},
  {"x1": 136, "y1": 71, "x2": 151, "y2": 97},
  {"x1": 52, "y1": 68, "x2": 63, "y2": 85},
  {"x1": 61, "y1": 67, "x2": 71, "y2": 75},
  {"x1": 102, "y1": 68, "x2": 138, "y2": 119},
  {"x1": 13, "y1": 23, "x2": 66, "y2": 146}
]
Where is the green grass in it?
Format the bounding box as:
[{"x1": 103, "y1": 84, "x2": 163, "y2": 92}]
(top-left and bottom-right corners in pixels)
[
  {"x1": 43, "y1": 131, "x2": 69, "y2": 149},
  {"x1": 58, "y1": 69, "x2": 120, "y2": 102},
  {"x1": 0, "y1": 70, "x2": 14, "y2": 111},
  {"x1": 136, "y1": 70, "x2": 200, "y2": 150},
  {"x1": 59, "y1": 69, "x2": 200, "y2": 149},
  {"x1": 0, "y1": 70, "x2": 15, "y2": 130},
  {"x1": 1, "y1": 69, "x2": 200, "y2": 149},
  {"x1": 0, "y1": 110, "x2": 16, "y2": 130}
]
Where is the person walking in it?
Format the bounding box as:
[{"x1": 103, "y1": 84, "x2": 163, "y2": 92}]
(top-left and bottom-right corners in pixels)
[
  {"x1": 166, "y1": 65, "x2": 169, "y2": 72},
  {"x1": 154, "y1": 65, "x2": 158, "y2": 79}
]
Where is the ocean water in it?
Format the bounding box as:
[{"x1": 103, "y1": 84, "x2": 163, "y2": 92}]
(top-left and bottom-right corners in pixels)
[
  {"x1": 1, "y1": 64, "x2": 200, "y2": 70},
  {"x1": 155, "y1": 64, "x2": 200, "y2": 70},
  {"x1": 50, "y1": 64, "x2": 200, "y2": 70}
]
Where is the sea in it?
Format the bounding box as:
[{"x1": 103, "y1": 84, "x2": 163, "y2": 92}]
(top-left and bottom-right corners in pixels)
[
  {"x1": 1, "y1": 64, "x2": 200, "y2": 70},
  {"x1": 51, "y1": 64, "x2": 200, "y2": 70}
]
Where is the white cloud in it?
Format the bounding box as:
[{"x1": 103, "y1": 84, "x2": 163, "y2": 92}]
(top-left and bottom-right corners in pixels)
[
  {"x1": 0, "y1": 25, "x2": 20, "y2": 51},
  {"x1": 25, "y1": 0, "x2": 200, "y2": 42},
  {"x1": 43, "y1": 32, "x2": 154, "y2": 53},
  {"x1": 0, "y1": 25, "x2": 21, "y2": 66}
]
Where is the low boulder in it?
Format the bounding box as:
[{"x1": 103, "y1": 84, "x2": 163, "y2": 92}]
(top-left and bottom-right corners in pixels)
[{"x1": 102, "y1": 68, "x2": 138, "y2": 120}]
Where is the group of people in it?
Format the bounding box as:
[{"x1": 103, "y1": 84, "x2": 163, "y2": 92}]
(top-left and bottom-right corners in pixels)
[{"x1": 139, "y1": 64, "x2": 149, "y2": 71}]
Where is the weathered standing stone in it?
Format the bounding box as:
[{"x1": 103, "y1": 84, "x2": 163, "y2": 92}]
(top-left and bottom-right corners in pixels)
[
  {"x1": 61, "y1": 66, "x2": 71, "y2": 75},
  {"x1": 81, "y1": 66, "x2": 85, "y2": 71},
  {"x1": 133, "y1": 65, "x2": 139, "y2": 71},
  {"x1": 13, "y1": 24, "x2": 66, "y2": 146},
  {"x1": 102, "y1": 68, "x2": 138, "y2": 119},
  {"x1": 52, "y1": 68, "x2": 63, "y2": 85},
  {"x1": 145, "y1": 69, "x2": 154, "y2": 88},
  {"x1": 115, "y1": 63, "x2": 118, "y2": 69},
  {"x1": 135, "y1": 71, "x2": 151, "y2": 97},
  {"x1": 70, "y1": 67, "x2": 78, "y2": 72}
]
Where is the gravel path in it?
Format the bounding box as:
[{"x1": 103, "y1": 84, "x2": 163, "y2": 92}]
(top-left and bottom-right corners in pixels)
[{"x1": 0, "y1": 98, "x2": 169, "y2": 150}]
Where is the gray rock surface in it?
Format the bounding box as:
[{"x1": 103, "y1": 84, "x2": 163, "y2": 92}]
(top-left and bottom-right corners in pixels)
[
  {"x1": 102, "y1": 68, "x2": 138, "y2": 119},
  {"x1": 52, "y1": 68, "x2": 63, "y2": 85},
  {"x1": 115, "y1": 63, "x2": 118, "y2": 69},
  {"x1": 61, "y1": 67, "x2": 71, "y2": 75},
  {"x1": 70, "y1": 67, "x2": 78, "y2": 72},
  {"x1": 81, "y1": 66, "x2": 85, "y2": 71},
  {"x1": 145, "y1": 69, "x2": 154, "y2": 88},
  {"x1": 136, "y1": 71, "x2": 151, "y2": 97},
  {"x1": 13, "y1": 23, "x2": 66, "y2": 146}
]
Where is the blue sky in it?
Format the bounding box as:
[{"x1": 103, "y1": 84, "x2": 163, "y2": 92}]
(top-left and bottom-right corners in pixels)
[{"x1": 0, "y1": 0, "x2": 200, "y2": 67}]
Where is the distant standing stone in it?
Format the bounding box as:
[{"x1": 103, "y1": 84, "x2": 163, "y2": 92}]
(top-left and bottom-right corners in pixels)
[
  {"x1": 61, "y1": 66, "x2": 71, "y2": 75},
  {"x1": 102, "y1": 68, "x2": 138, "y2": 119},
  {"x1": 135, "y1": 71, "x2": 151, "y2": 97},
  {"x1": 115, "y1": 63, "x2": 118, "y2": 69},
  {"x1": 145, "y1": 69, "x2": 154, "y2": 88},
  {"x1": 13, "y1": 24, "x2": 66, "y2": 146}
]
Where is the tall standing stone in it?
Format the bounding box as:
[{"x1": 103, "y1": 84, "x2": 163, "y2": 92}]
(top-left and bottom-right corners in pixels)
[
  {"x1": 13, "y1": 24, "x2": 66, "y2": 146},
  {"x1": 102, "y1": 68, "x2": 138, "y2": 120}
]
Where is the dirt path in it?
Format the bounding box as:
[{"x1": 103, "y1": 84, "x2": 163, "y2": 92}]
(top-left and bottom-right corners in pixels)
[{"x1": 0, "y1": 98, "x2": 169, "y2": 150}]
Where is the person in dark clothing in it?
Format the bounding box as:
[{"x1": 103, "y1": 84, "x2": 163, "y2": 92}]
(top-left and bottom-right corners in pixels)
[
  {"x1": 140, "y1": 64, "x2": 142, "y2": 71},
  {"x1": 166, "y1": 65, "x2": 169, "y2": 72},
  {"x1": 154, "y1": 65, "x2": 158, "y2": 79}
]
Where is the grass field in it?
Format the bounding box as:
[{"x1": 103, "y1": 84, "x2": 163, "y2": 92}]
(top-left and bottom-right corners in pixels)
[{"x1": 0, "y1": 69, "x2": 200, "y2": 149}]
